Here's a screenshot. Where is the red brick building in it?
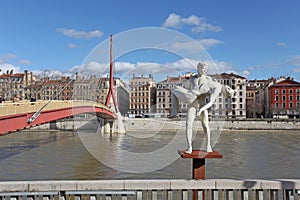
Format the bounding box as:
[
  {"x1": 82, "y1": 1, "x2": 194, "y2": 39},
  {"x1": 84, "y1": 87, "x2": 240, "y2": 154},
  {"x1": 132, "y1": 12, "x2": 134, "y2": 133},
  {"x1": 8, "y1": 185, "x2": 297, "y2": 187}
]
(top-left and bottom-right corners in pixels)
[{"x1": 267, "y1": 78, "x2": 300, "y2": 118}]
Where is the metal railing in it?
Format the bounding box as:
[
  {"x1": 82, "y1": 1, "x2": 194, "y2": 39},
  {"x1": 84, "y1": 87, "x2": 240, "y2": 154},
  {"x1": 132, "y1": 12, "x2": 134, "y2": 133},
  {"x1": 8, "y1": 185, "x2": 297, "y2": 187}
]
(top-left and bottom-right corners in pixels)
[{"x1": 0, "y1": 179, "x2": 299, "y2": 200}]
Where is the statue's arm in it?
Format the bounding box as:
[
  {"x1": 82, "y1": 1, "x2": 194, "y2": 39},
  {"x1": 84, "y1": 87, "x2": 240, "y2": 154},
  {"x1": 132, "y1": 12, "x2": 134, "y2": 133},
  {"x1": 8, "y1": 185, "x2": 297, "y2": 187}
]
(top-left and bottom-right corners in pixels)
[{"x1": 197, "y1": 81, "x2": 222, "y2": 114}]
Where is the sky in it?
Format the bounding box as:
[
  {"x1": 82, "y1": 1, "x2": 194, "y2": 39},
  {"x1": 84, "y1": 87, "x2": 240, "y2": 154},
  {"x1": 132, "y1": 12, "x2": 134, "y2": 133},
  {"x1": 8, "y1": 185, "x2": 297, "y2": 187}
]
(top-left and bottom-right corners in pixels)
[{"x1": 1, "y1": 0, "x2": 300, "y2": 81}]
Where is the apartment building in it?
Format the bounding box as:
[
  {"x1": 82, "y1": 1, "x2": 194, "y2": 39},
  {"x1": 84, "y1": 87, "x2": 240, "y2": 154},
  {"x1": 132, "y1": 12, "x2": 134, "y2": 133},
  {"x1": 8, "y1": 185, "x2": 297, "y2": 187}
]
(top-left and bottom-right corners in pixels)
[
  {"x1": 156, "y1": 75, "x2": 191, "y2": 116},
  {"x1": 0, "y1": 70, "x2": 35, "y2": 101},
  {"x1": 73, "y1": 75, "x2": 129, "y2": 115},
  {"x1": 246, "y1": 79, "x2": 269, "y2": 118},
  {"x1": 212, "y1": 73, "x2": 247, "y2": 118},
  {"x1": 27, "y1": 76, "x2": 74, "y2": 100},
  {"x1": 129, "y1": 74, "x2": 156, "y2": 116},
  {"x1": 265, "y1": 77, "x2": 300, "y2": 118}
]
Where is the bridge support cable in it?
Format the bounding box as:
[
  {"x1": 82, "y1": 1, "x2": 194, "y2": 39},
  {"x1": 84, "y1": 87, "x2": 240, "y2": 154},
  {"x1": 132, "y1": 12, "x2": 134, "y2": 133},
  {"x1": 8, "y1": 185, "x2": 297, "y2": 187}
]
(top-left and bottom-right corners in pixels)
[{"x1": 27, "y1": 76, "x2": 76, "y2": 124}]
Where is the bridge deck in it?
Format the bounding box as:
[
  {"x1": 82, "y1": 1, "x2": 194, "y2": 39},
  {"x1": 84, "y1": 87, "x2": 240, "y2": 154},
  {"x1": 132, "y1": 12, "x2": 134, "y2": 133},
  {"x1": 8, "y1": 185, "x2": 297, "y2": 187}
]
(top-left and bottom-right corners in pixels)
[{"x1": 0, "y1": 100, "x2": 116, "y2": 135}]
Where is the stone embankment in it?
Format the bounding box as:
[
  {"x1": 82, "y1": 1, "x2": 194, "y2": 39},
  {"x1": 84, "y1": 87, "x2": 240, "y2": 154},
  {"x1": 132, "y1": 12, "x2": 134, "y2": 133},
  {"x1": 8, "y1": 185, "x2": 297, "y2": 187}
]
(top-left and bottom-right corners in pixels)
[
  {"x1": 30, "y1": 118, "x2": 300, "y2": 131},
  {"x1": 124, "y1": 118, "x2": 300, "y2": 131}
]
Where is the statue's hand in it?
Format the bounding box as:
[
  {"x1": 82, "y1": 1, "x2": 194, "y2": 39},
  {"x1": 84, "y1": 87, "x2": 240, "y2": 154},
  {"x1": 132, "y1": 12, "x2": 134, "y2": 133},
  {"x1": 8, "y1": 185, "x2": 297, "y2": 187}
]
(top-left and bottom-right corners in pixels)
[{"x1": 197, "y1": 108, "x2": 204, "y2": 116}]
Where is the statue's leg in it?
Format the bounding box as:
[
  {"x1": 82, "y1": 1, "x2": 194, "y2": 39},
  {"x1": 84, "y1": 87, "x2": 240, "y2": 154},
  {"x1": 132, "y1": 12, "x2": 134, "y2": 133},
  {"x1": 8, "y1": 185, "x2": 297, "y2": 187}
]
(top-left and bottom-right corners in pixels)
[
  {"x1": 169, "y1": 92, "x2": 179, "y2": 118},
  {"x1": 185, "y1": 105, "x2": 196, "y2": 154},
  {"x1": 200, "y1": 110, "x2": 212, "y2": 152}
]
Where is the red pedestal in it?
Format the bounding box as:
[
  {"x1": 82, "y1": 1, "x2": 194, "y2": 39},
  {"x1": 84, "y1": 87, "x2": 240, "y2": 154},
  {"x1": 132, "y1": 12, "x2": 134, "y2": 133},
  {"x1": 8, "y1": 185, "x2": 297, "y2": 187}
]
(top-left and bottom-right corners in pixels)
[{"x1": 178, "y1": 150, "x2": 222, "y2": 199}]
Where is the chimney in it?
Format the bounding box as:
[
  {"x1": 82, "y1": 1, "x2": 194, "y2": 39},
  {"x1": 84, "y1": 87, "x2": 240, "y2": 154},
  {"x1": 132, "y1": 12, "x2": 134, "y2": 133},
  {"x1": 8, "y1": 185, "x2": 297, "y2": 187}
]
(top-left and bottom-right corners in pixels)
[{"x1": 24, "y1": 70, "x2": 28, "y2": 85}]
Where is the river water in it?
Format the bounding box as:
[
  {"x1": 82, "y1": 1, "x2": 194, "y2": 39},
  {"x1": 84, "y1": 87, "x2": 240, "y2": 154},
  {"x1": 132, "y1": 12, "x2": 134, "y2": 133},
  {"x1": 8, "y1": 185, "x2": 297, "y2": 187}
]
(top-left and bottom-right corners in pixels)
[{"x1": 0, "y1": 128, "x2": 299, "y2": 181}]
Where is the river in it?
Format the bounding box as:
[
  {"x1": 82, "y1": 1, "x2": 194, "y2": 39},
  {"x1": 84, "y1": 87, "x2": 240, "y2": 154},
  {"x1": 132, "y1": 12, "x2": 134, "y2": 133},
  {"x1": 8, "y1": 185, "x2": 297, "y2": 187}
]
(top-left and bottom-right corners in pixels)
[{"x1": 0, "y1": 129, "x2": 299, "y2": 180}]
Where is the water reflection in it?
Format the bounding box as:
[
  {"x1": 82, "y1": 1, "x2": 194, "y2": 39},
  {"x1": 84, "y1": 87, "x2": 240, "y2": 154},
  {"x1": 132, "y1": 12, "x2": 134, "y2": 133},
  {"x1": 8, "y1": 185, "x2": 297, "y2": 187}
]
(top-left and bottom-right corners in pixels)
[{"x1": 0, "y1": 130, "x2": 299, "y2": 180}]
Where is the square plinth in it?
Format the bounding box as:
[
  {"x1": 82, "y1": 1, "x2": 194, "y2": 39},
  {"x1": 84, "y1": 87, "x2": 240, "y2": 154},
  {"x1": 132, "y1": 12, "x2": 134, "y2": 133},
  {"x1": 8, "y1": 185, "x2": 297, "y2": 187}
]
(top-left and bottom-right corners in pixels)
[{"x1": 178, "y1": 150, "x2": 222, "y2": 159}]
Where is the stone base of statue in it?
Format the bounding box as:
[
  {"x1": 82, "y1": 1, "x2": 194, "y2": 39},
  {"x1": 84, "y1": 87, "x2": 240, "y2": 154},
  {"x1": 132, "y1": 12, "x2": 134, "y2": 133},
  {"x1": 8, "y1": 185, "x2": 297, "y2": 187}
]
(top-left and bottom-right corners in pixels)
[
  {"x1": 178, "y1": 150, "x2": 222, "y2": 200},
  {"x1": 178, "y1": 150, "x2": 222, "y2": 180}
]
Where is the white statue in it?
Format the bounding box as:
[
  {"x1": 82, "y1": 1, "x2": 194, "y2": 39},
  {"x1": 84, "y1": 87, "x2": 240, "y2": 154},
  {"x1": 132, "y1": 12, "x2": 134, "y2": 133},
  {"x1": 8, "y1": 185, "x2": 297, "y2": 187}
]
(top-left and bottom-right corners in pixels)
[{"x1": 169, "y1": 62, "x2": 234, "y2": 153}]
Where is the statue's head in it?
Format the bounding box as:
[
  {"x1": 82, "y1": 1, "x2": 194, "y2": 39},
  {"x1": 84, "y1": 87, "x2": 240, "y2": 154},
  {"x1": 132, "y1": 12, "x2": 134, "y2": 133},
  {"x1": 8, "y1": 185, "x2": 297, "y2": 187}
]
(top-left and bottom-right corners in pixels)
[
  {"x1": 197, "y1": 62, "x2": 208, "y2": 75},
  {"x1": 222, "y1": 85, "x2": 235, "y2": 98}
]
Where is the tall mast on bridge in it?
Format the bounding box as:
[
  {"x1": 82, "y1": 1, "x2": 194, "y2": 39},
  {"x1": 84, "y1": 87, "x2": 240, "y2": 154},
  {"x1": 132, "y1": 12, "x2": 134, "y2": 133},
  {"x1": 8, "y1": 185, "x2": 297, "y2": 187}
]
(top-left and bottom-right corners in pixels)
[{"x1": 105, "y1": 35, "x2": 119, "y2": 113}]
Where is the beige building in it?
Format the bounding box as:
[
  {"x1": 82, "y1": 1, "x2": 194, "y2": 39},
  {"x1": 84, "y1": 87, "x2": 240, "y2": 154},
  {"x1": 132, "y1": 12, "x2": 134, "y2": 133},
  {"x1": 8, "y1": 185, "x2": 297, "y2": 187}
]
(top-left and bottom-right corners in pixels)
[
  {"x1": 27, "y1": 76, "x2": 74, "y2": 101},
  {"x1": 156, "y1": 75, "x2": 191, "y2": 116},
  {"x1": 0, "y1": 70, "x2": 35, "y2": 101},
  {"x1": 246, "y1": 79, "x2": 269, "y2": 118},
  {"x1": 211, "y1": 73, "x2": 247, "y2": 118},
  {"x1": 73, "y1": 75, "x2": 129, "y2": 115},
  {"x1": 129, "y1": 74, "x2": 156, "y2": 116}
]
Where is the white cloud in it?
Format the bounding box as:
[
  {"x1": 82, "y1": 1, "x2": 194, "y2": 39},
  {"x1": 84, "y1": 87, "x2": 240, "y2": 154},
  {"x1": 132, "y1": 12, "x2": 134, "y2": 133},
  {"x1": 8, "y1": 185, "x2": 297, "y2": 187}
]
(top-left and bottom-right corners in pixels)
[
  {"x1": 286, "y1": 55, "x2": 300, "y2": 67},
  {"x1": 18, "y1": 59, "x2": 32, "y2": 65},
  {"x1": 163, "y1": 13, "x2": 222, "y2": 33},
  {"x1": 171, "y1": 38, "x2": 223, "y2": 52},
  {"x1": 162, "y1": 13, "x2": 182, "y2": 28},
  {"x1": 293, "y1": 68, "x2": 300, "y2": 73},
  {"x1": 0, "y1": 53, "x2": 17, "y2": 63},
  {"x1": 56, "y1": 28, "x2": 103, "y2": 40},
  {"x1": 68, "y1": 43, "x2": 76, "y2": 48},
  {"x1": 276, "y1": 42, "x2": 287, "y2": 48},
  {"x1": 0, "y1": 64, "x2": 21, "y2": 74},
  {"x1": 32, "y1": 68, "x2": 65, "y2": 79},
  {"x1": 198, "y1": 39, "x2": 223, "y2": 49},
  {"x1": 241, "y1": 70, "x2": 250, "y2": 75},
  {"x1": 5, "y1": 53, "x2": 17, "y2": 59}
]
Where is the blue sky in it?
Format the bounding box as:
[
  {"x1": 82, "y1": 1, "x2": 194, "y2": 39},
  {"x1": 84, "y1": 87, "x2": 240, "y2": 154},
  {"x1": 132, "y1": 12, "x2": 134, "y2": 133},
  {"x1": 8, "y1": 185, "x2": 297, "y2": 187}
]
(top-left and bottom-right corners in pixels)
[{"x1": 1, "y1": 0, "x2": 300, "y2": 81}]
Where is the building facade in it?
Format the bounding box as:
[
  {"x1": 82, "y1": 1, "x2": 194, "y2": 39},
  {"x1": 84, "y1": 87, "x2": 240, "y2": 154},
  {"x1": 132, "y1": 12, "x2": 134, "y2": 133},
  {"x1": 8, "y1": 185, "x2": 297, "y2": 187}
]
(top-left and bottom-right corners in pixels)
[
  {"x1": 0, "y1": 70, "x2": 35, "y2": 101},
  {"x1": 246, "y1": 79, "x2": 269, "y2": 118},
  {"x1": 129, "y1": 74, "x2": 156, "y2": 116},
  {"x1": 156, "y1": 75, "x2": 191, "y2": 116},
  {"x1": 73, "y1": 75, "x2": 129, "y2": 115},
  {"x1": 266, "y1": 77, "x2": 300, "y2": 118},
  {"x1": 27, "y1": 76, "x2": 74, "y2": 101},
  {"x1": 212, "y1": 73, "x2": 247, "y2": 118}
]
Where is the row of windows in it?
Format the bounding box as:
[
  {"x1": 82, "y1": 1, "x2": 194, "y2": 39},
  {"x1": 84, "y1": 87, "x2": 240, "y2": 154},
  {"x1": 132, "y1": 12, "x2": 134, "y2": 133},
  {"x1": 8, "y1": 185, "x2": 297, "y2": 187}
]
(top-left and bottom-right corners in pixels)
[
  {"x1": 130, "y1": 98, "x2": 149, "y2": 103},
  {"x1": 130, "y1": 105, "x2": 149, "y2": 109},
  {"x1": 275, "y1": 102, "x2": 300, "y2": 109},
  {"x1": 275, "y1": 95, "x2": 300, "y2": 101},
  {"x1": 131, "y1": 92, "x2": 149, "y2": 97},
  {"x1": 275, "y1": 89, "x2": 300, "y2": 94},
  {"x1": 131, "y1": 86, "x2": 149, "y2": 91},
  {"x1": 156, "y1": 83, "x2": 182, "y2": 89},
  {"x1": 211, "y1": 110, "x2": 245, "y2": 116}
]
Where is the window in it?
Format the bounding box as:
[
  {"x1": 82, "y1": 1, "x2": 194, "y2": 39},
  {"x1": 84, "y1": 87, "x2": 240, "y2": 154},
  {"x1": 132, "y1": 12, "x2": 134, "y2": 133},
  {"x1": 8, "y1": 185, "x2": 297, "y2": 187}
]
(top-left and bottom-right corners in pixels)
[
  {"x1": 289, "y1": 89, "x2": 293, "y2": 94},
  {"x1": 276, "y1": 103, "x2": 279, "y2": 108},
  {"x1": 275, "y1": 96, "x2": 279, "y2": 101},
  {"x1": 283, "y1": 103, "x2": 286, "y2": 108},
  {"x1": 290, "y1": 96, "x2": 293, "y2": 101},
  {"x1": 282, "y1": 96, "x2": 286, "y2": 101},
  {"x1": 289, "y1": 103, "x2": 293, "y2": 108},
  {"x1": 275, "y1": 89, "x2": 279, "y2": 94},
  {"x1": 282, "y1": 89, "x2": 286, "y2": 94}
]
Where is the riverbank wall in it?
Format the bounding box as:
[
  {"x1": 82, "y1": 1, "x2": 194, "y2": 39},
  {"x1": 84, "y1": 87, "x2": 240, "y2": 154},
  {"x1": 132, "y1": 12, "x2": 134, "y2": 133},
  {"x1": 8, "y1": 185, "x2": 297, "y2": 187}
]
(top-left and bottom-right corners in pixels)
[
  {"x1": 124, "y1": 118, "x2": 300, "y2": 131},
  {"x1": 29, "y1": 118, "x2": 300, "y2": 131}
]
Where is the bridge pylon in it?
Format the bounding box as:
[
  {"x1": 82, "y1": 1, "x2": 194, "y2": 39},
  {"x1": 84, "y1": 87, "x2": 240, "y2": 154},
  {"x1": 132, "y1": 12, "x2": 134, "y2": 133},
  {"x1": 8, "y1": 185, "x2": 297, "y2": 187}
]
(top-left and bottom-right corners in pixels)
[{"x1": 102, "y1": 35, "x2": 125, "y2": 134}]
